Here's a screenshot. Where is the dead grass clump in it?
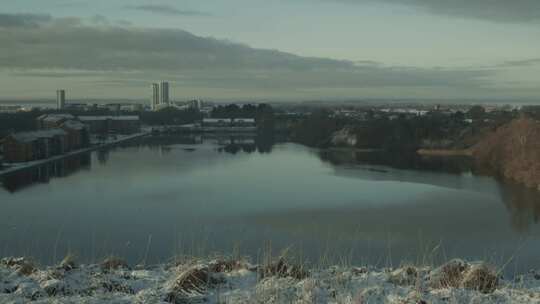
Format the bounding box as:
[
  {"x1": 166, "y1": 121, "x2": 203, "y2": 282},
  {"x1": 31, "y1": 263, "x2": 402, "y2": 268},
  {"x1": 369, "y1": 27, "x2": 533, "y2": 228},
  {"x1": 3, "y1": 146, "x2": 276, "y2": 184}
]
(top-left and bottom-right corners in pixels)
[
  {"x1": 59, "y1": 253, "x2": 77, "y2": 271},
  {"x1": 260, "y1": 257, "x2": 308, "y2": 280},
  {"x1": 209, "y1": 259, "x2": 245, "y2": 273},
  {"x1": 388, "y1": 266, "x2": 418, "y2": 286},
  {"x1": 165, "y1": 265, "x2": 222, "y2": 303},
  {"x1": 461, "y1": 264, "x2": 499, "y2": 294},
  {"x1": 1, "y1": 257, "x2": 37, "y2": 276},
  {"x1": 428, "y1": 259, "x2": 469, "y2": 289},
  {"x1": 101, "y1": 256, "x2": 129, "y2": 271}
]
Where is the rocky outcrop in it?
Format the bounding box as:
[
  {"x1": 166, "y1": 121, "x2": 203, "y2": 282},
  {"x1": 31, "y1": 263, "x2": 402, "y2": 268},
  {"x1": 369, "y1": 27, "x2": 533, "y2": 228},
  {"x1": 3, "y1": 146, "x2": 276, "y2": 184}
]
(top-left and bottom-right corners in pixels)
[{"x1": 473, "y1": 117, "x2": 540, "y2": 190}]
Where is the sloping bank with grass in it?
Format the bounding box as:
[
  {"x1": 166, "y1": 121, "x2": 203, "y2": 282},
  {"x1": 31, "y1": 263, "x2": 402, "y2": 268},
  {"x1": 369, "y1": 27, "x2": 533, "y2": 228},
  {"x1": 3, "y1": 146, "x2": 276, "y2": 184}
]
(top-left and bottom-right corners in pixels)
[{"x1": 2, "y1": 255, "x2": 540, "y2": 303}]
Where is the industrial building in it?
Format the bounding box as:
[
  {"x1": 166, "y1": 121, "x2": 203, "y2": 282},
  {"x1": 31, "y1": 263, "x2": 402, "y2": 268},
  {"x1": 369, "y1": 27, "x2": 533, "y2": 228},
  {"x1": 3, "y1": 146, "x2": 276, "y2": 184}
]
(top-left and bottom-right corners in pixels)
[
  {"x1": 78, "y1": 116, "x2": 141, "y2": 134},
  {"x1": 3, "y1": 129, "x2": 69, "y2": 162}
]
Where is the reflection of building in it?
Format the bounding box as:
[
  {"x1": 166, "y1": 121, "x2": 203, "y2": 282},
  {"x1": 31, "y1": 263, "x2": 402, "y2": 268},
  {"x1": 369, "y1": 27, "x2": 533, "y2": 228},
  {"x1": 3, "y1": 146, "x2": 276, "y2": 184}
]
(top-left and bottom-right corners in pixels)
[
  {"x1": 56, "y1": 90, "x2": 66, "y2": 110},
  {"x1": 2, "y1": 153, "x2": 91, "y2": 193},
  {"x1": 78, "y1": 116, "x2": 141, "y2": 134}
]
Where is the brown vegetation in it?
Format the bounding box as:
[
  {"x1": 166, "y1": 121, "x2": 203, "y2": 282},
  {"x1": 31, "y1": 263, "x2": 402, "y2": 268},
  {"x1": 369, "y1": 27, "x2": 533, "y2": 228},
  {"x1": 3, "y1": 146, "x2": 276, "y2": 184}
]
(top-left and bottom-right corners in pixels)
[
  {"x1": 101, "y1": 256, "x2": 129, "y2": 271},
  {"x1": 259, "y1": 256, "x2": 308, "y2": 280},
  {"x1": 473, "y1": 117, "x2": 540, "y2": 190}
]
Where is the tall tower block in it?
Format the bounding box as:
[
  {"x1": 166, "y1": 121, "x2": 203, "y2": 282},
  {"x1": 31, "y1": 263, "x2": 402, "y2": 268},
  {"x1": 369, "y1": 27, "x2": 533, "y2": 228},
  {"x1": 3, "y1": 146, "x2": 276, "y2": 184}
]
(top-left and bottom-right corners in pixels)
[{"x1": 56, "y1": 90, "x2": 66, "y2": 110}]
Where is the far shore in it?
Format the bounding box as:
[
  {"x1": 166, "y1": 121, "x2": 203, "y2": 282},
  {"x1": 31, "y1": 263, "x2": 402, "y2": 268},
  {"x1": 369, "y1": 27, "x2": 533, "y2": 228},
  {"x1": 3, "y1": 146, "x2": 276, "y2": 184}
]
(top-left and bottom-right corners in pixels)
[
  {"x1": 321, "y1": 146, "x2": 474, "y2": 157},
  {"x1": 324, "y1": 147, "x2": 384, "y2": 153},
  {"x1": 417, "y1": 148, "x2": 473, "y2": 157}
]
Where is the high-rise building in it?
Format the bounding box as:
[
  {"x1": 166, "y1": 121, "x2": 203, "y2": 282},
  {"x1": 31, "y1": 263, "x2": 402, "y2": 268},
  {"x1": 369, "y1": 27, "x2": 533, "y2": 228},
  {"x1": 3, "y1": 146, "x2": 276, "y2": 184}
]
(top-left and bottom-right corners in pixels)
[
  {"x1": 159, "y1": 81, "x2": 169, "y2": 106},
  {"x1": 151, "y1": 83, "x2": 160, "y2": 111},
  {"x1": 189, "y1": 99, "x2": 202, "y2": 111},
  {"x1": 56, "y1": 90, "x2": 66, "y2": 110}
]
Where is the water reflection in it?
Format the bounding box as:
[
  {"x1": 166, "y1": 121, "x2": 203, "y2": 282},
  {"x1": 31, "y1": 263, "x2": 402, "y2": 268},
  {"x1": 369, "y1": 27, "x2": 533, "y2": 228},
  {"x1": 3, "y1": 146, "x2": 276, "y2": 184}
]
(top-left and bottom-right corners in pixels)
[
  {"x1": 498, "y1": 182, "x2": 540, "y2": 232},
  {"x1": 1, "y1": 137, "x2": 540, "y2": 270},
  {"x1": 2, "y1": 154, "x2": 91, "y2": 193},
  {"x1": 318, "y1": 149, "x2": 540, "y2": 233},
  {"x1": 141, "y1": 133, "x2": 275, "y2": 154}
]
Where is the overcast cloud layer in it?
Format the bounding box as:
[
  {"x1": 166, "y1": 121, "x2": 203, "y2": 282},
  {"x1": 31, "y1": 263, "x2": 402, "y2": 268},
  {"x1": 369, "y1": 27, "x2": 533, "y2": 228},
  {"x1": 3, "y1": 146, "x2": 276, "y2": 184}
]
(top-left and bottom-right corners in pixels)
[
  {"x1": 326, "y1": 0, "x2": 540, "y2": 23},
  {"x1": 0, "y1": 11, "x2": 538, "y2": 100},
  {"x1": 126, "y1": 5, "x2": 212, "y2": 17}
]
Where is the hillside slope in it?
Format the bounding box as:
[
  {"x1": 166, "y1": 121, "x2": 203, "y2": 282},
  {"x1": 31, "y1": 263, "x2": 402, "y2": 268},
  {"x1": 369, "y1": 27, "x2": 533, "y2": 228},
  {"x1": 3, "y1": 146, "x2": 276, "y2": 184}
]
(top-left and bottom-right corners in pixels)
[{"x1": 473, "y1": 117, "x2": 540, "y2": 190}]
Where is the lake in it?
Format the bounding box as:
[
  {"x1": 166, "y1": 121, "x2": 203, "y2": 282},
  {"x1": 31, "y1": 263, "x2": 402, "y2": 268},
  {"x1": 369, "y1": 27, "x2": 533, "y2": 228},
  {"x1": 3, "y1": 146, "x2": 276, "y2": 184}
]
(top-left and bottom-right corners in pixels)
[{"x1": 1, "y1": 135, "x2": 540, "y2": 274}]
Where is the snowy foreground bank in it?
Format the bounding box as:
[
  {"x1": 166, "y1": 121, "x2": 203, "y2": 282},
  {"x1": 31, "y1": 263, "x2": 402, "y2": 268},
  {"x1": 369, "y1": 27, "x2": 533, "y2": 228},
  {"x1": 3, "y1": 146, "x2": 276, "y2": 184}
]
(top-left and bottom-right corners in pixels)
[{"x1": 1, "y1": 256, "x2": 540, "y2": 303}]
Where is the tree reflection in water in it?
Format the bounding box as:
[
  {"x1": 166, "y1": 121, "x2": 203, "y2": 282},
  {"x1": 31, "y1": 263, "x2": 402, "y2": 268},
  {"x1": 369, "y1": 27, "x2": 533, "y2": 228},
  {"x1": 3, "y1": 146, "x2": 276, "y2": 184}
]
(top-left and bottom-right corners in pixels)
[{"x1": 319, "y1": 149, "x2": 540, "y2": 233}]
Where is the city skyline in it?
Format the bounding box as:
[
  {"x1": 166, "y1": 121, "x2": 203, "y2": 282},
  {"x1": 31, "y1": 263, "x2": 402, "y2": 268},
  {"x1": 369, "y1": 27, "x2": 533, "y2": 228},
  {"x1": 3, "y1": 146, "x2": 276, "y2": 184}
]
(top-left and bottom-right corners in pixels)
[{"x1": 1, "y1": 1, "x2": 540, "y2": 102}]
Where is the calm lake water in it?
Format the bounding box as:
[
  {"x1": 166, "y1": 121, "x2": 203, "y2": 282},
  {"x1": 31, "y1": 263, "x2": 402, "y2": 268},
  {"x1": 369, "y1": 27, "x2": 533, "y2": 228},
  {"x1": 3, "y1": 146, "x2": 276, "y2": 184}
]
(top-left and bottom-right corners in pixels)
[{"x1": 1, "y1": 135, "x2": 540, "y2": 273}]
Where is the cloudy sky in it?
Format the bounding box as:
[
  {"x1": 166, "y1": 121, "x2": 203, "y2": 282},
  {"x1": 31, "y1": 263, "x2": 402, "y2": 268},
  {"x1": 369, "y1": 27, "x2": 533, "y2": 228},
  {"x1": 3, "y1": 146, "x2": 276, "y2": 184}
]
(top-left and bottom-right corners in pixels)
[{"x1": 1, "y1": 0, "x2": 540, "y2": 101}]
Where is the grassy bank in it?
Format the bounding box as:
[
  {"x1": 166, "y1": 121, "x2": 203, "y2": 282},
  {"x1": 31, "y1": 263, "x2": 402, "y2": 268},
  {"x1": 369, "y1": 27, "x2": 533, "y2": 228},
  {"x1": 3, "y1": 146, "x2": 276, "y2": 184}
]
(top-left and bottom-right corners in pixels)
[{"x1": 1, "y1": 254, "x2": 539, "y2": 303}]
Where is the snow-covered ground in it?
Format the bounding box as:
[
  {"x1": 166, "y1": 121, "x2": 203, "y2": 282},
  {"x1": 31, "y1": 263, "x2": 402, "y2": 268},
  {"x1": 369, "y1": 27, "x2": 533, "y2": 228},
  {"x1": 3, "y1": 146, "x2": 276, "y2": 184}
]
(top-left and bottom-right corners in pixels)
[{"x1": 1, "y1": 256, "x2": 540, "y2": 303}]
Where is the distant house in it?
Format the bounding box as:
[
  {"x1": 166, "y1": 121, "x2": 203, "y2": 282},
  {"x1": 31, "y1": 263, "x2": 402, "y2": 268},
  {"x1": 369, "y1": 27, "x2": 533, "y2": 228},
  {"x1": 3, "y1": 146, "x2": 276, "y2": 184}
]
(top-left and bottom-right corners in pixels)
[
  {"x1": 202, "y1": 118, "x2": 233, "y2": 127},
  {"x1": 3, "y1": 129, "x2": 68, "y2": 162},
  {"x1": 78, "y1": 116, "x2": 140, "y2": 134}
]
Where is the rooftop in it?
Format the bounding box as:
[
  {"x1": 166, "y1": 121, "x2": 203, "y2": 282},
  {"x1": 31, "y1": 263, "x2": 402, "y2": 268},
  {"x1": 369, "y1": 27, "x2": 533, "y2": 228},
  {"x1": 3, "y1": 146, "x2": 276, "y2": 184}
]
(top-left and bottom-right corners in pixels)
[
  {"x1": 61, "y1": 120, "x2": 87, "y2": 130},
  {"x1": 9, "y1": 129, "x2": 67, "y2": 143},
  {"x1": 38, "y1": 114, "x2": 75, "y2": 122}
]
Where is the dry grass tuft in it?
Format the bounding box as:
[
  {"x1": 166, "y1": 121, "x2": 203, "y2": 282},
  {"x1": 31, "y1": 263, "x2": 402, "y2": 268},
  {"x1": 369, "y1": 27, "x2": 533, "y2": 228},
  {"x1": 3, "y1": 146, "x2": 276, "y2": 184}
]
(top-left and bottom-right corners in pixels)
[
  {"x1": 59, "y1": 252, "x2": 77, "y2": 271},
  {"x1": 101, "y1": 256, "x2": 129, "y2": 271},
  {"x1": 461, "y1": 264, "x2": 499, "y2": 294},
  {"x1": 1, "y1": 257, "x2": 37, "y2": 276},
  {"x1": 260, "y1": 256, "x2": 308, "y2": 280},
  {"x1": 428, "y1": 259, "x2": 469, "y2": 289},
  {"x1": 388, "y1": 266, "x2": 418, "y2": 286}
]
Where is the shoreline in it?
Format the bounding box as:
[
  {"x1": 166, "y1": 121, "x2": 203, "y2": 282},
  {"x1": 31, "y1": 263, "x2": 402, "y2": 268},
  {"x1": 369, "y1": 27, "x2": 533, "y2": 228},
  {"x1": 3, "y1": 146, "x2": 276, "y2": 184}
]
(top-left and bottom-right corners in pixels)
[
  {"x1": 417, "y1": 148, "x2": 473, "y2": 157},
  {"x1": 1, "y1": 256, "x2": 539, "y2": 303},
  {"x1": 0, "y1": 132, "x2": 149, "y2": 178}
]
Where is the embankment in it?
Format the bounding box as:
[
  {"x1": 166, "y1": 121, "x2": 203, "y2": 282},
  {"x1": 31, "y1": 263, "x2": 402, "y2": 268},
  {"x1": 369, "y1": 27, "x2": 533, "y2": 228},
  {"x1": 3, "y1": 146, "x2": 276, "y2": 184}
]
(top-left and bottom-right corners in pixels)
[{"x1": 2, "y1": 256, "x2": 540, "y2": 303}]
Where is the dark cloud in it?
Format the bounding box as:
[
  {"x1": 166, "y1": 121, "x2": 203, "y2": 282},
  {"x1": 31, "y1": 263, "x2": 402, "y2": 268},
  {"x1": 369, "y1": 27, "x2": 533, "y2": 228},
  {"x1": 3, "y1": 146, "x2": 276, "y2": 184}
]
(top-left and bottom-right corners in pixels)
[
  {"x1": 326, "y1": 0, "x2": 540, "y2": 23},
  {"x1": 499, "y1": 58, "x2": 540, "y2": 68},
  {"x1": 0, "y1": 13, "x2": 51, "y2": 28},
  {"x1": 0, "y1": 14, "x2": 492, "y2": 91},
  {"x1": 127, "y1": 4, "x2": 212, "y2": 17}
]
